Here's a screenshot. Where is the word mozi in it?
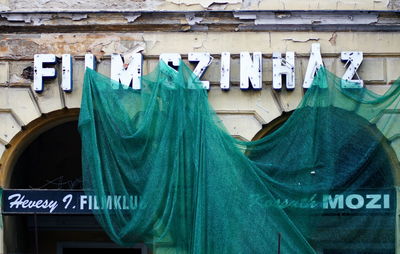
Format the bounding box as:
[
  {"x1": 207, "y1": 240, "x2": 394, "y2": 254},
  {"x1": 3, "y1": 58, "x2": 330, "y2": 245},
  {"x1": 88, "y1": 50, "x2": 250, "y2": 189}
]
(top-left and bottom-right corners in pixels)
[{"x1": 33, "y1": 43, "x2": 364, "y2": 93}]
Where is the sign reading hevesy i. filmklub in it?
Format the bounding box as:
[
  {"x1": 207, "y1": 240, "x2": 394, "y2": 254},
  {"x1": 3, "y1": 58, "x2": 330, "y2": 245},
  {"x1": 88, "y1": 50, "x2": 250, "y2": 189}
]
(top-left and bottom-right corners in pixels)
[
  {"x1": 2, "y1": 189, "x2": 144, "y2": 214},
  {"x1": 1, "y1": 189, "x2": 394, "y2": 215}
]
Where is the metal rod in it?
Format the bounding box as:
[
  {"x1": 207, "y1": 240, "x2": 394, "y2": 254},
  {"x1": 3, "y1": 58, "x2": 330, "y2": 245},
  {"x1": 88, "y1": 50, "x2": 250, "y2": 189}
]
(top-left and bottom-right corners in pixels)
[
  {"x1": 278, "y1": 232, "x2": 281, "y2": 254},
  {"x1": 34, "y1": 213, "x2": 39, "y2": 254}
]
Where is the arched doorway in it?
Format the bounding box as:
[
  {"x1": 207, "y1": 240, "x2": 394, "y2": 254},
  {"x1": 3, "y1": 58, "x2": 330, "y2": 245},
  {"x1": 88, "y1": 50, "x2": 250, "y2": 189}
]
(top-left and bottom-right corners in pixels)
[
  {"x1": 251, "y1": 108, "x2": 399, "y2": 254},
  {"x1": 1, "y1": 110, "x2": 146, "y2": 254}
]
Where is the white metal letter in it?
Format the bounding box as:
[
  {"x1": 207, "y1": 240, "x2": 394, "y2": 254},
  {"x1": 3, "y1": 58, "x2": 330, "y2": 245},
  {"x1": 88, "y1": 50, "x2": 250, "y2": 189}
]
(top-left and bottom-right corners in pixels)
[
  {"x1": 85, "y1": 54, "x2": 97, "y2": 70},
  {"x1": 188, "y1": 52, "x2": 213, "y2": 89},
  {"x1": 272, "y1": 52, "x2": 295, "y2": 90},
  {"x1": 341, "y1": 51, "x2": 363, "y2": 88},
  {"x1": 302, "y1": 43, "x2": 324, "y2": 89},
  {"x1": 383, "y1": 194, "x2": 390, "y2": 209},
  {"x1": 80, "y1": 195, "x2": 88, "y2": 210},
  {"x1": 33, "y1": 54, "x2": 57, "y2": 92},
  {"x1": 159, "y1": 53, "x2": 181, "y2": 71},
  {"x1": 346, "y1": 194, "x2": 364, "y2": 209},
  {"x1": 365, "y1": 194, "x2": 381, "y2": 209},
  {"x1": 61, "y1": 54, "x2": 72, "y2": 92},
  {"x1": 240, "y1": 52, "x2": 262, "y2": 90},
  {"x1": 111, "y1": 53, "x2": 143, "y2": 90},
  {"x1": 323, "y1": 194, "x2": 344, "y2": 209},
  {"x1": 220, "y1": 52, "x2": 230, "y2": 90}
]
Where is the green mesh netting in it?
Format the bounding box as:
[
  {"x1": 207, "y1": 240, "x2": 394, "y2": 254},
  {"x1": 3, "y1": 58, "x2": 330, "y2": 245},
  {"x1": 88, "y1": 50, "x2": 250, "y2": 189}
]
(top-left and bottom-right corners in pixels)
[{"x1": 78, "y1": 61, "x2": 400, "y2": 254}]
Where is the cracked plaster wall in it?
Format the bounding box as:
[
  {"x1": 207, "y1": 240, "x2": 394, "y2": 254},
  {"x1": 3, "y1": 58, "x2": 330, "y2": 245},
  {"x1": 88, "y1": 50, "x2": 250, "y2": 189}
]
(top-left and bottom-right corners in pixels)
[
  {"x1": 1, "y1": 32, "x2": 400, "y2": 58},
  {"x1": 0, "y1": 31, "x2": 400, "y2": 142},
  {"x1": 0, "y1": 0, "x2": 398, "y2": 11}
]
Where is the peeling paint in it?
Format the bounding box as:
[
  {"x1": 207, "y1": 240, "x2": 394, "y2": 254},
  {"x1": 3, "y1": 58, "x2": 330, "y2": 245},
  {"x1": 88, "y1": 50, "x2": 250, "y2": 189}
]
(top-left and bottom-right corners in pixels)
[
  {"x1": 283, "y1": 37, "x2": 320, "y2": 43},
  {"x1": 0, "y1": 14, "x2": 52, "y2": 25},
  {"x1": 329, "y1": 32, "x2": 338, "y2": 46},
  {"x1": 1, "y1": 13, "x2": 89, "y2": 24},
  {"x1": 124, "y1": 14, "x2": 141, "y2": 23},
  {"x1": 233, "y1": 12, "x2": 379, "y2": 25},
  {"x1": 10, "y1": 0, "x2": 155, "y2": 12},
  {"x1": 2, "y1": 0, "x2": 396, "y2": 11},
  {"x1": 242, "y1": 0, "x2": 260, "y2": 8},
  {"x1": 181, "y1": 25, "x2": 191, "y2": 31},
  {"x1": 58, "y1": 13, "x2": 88, "y2": 21},
  {"x1": 165, "y1": 0, "x2": 240, "y2": 8},
  {"x1": 0, "y1": 39, "x2": 42, "y2": 57},
  {"x1": 388, "y1": 0, "x2": 400, "y2": 9},
  {"x1": 185, "y1": 13, "x2": 203, "y2": 25},
  {"x1": 0, "y1": 34, "x2": 149, "y2": 59},
  {"x1": 206, "y1": 2, "x2": 228, "y2": 10},
  {"x1": 122, "y1": 44, "x2": 145, "y2": 63},
  {"x1": 9, "y1": 73, "x2": 28, "y2": 83}
]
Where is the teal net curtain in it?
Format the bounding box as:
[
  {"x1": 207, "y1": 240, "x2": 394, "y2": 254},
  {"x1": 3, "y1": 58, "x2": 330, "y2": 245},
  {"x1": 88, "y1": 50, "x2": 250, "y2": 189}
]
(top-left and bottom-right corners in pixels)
[{"x1": 79, "y1": 61, "x2": 400, "y2": 254}]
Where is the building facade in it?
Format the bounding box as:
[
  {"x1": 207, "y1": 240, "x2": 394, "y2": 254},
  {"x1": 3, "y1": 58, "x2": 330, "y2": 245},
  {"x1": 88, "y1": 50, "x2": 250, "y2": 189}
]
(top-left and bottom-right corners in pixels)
[{"x1": 0, "y1": 0, "x2": 400, "y2": 253}]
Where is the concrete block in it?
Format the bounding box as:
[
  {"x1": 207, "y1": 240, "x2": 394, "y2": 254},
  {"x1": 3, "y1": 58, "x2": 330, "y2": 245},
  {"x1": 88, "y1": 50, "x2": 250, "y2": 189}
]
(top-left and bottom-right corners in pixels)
[
  {"x1": 366, "y1": 85, "x2": 391, "y2": 96},
  {"x1": 387, "y1": 58, "x2": 400, "y2": 83},
  {"x1": 217, "y1": 113, "x2": 262, "y2": 141},
  {"x1": 34, "y1": 76, "x2": 64, "y2": 114},
  {"x1": 358, "y1": 58, "x2": 384, "y2": 82},
  {"x1": 0, "y1": 62, "x2": 9, "y2": 85},
  {"x1": 0, "y1": 87, "x2": 41, "y2": 125},
  {"x1": 262, "y1": 57, "x2": 273, "y2": 82},
  {"x1": 64, "y1": 59, "x2": 84, "y2": 109},
  {"x1": 375, "y1": 111, "x2": 400, "y2": 141},
  {"x1": 8, "y1": 62, "x2": 33, "y2": 85},
  {"x1": 97, "y1": 59, "x2": 111, "y2": 78},
  {"x1": 229, "y1": 58, "x2": 240, "y2": 84},
  {"x1": 0, "y1": 111, "x2": 21, "y2": 143},
  {"x1": 201, "y1": 58, "x2": 220, "y2": 84},
  {"x1": 208, "y1": 86, "x2": 282, "y2": 125},
  {"x1": 297, "y1": 57, "x2": 335, "y2": 87},
  {"x1": 277, "y1": 86, "x2": 304, "y2": 112},
  {"x1": 0, "y1": 144, "x2": 5, "y2": 160}
]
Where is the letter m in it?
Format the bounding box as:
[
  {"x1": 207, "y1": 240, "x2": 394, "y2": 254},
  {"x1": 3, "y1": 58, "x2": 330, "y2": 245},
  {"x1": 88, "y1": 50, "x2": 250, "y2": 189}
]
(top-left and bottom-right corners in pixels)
[
  {"x1": 111, "y1": 53, "x2": 143, "y2": 89},
  {"x1": 323, "y1": 194, "x2": 344, "y2": 209}
]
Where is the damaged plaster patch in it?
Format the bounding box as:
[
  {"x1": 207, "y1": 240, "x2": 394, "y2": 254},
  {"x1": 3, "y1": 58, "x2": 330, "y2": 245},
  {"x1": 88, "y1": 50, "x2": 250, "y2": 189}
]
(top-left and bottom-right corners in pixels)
[
  {"x1": 0, "y1": 39, "x2": 42, "y2": 57},
  {"x1": 1, "y1": 13, "x2": 89, "y2": 24},
  {"x1": 122, "y1": 43, "x2": 145, "y2": 63},
  {"x1": 329, "y1": 32, "x2": 337, "y2": 46},
  {"x1": 388, "y1": 0, "x2": 400, "y2": 9},
  {"x1": 283, "y1": 37, "x2": 319, "y2": 43},
  {"x1": 185, "y1": 13, "x2": 203, "y2": 25},
  {"x1": 10, "y1": 0, "x2": 155, "y2": 11},
  {"x1": 10, "y1": 74, "x2": 28, "y2": 83},
  {"x1": 242, "y1": 0, "x2": 260, "y2": 8},
  {"x1": 71, "y1": 14, "x2": 88, "y2": 21},
  {"x1": 124, "y1": 14, "x2": 141, "y2": 23},
  {"x1": 166, "y1": 0, "x2": 240, "y2": 8},
  {"x1": 1, "y1": 14, "x2": 52, "y2": 25},
  {"x1": 206, "y1": 2, "x2": 228, "y2": 10},
  {"x1": 58, "y1": 13, "x2": 88, "y2": 21},
  {"x1": 142, "y1": 34, "x2": 159, "y2": 53},
  {"x1": 233, "y1": 12, "x2": 378, "y2": 25},
  {"x1": 193, "y1": 36, "x2": 206, "y2": 49}
]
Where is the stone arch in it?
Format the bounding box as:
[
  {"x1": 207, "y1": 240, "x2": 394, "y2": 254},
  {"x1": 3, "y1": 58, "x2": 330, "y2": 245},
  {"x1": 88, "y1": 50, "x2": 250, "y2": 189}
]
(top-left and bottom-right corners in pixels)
[{"x1": 0, "y1": 108, "x2": 80, "y2": 188}]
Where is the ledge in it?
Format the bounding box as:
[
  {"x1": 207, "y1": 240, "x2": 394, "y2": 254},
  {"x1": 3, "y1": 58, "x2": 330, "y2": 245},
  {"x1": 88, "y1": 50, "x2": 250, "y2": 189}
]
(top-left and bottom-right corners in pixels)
[{"x1": 0, "y1": 10, "x2": 399, "y2": 32}]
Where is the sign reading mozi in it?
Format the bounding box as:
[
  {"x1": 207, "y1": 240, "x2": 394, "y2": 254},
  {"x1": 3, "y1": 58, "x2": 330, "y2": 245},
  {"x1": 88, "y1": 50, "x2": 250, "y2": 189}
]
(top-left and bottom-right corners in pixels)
[{"x1": 33, "y1": 43, "x2": 364, "y2": 93}]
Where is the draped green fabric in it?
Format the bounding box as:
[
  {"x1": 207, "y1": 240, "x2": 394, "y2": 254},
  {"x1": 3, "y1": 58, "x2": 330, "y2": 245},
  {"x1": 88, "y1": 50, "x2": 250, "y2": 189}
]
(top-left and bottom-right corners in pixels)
[{"x1": 78, "y1": 61, "x2": 400, "y2": 254}]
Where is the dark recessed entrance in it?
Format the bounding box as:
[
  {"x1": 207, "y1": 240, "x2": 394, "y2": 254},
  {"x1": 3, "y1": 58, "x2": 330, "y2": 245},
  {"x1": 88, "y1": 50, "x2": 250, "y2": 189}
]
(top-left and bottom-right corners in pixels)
[
  {"x1": 4, "y1": 119, "x2": 147, "y2": 254},
  {"x1": 63, "y1": 248, "x2": 142, "y2": 254}
]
